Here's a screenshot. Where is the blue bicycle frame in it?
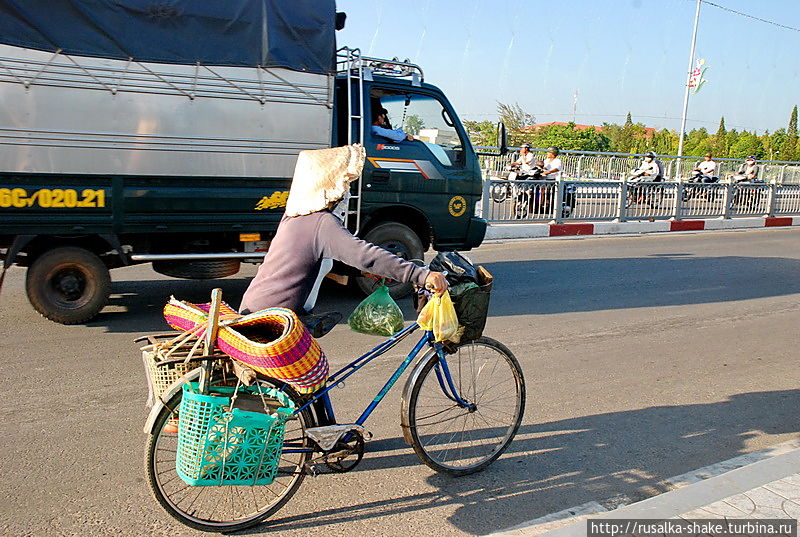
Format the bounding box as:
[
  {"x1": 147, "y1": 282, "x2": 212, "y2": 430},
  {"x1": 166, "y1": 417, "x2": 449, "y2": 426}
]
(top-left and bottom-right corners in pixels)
[{"x1": 283, "y1": 322, "x2": 474, "y2": 453}]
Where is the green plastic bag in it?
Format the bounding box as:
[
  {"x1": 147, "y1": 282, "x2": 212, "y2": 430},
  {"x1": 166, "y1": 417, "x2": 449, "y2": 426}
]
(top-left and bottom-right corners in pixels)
[{"x1": 348, "y1": 284, "x2": 405, "y2": 337}]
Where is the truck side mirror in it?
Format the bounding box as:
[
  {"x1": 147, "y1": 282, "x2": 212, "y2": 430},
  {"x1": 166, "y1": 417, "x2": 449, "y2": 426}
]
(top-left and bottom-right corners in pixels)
[
  {"x1": 335, "y1": 12, "x2": 347, "y2": 30},
  {"x1": 497, "y1": 122, "x2": 508, "y2": 156}
]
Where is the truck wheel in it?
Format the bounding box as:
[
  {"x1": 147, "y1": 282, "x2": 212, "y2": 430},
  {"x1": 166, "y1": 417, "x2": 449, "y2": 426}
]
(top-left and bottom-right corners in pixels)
[
  {"x1": 25, "y1": 246, "x2": 111, "y2": 324},
  {"x1": 356, "y1": 222, "x2": 425, "y2": 299},
  {"x1": 152, "y1": 259, "x2": 240, "y2": 279}
]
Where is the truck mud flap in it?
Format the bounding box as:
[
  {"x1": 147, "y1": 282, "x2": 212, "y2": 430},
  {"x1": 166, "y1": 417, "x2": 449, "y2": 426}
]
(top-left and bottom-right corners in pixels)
[{"x1": 0, "y1": 234, "x2": 35, "y2": 294}]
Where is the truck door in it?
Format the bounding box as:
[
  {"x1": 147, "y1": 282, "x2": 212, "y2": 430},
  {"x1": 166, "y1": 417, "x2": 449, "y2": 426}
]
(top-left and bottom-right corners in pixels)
[{"x1": 362, "y1": 88, "x2": 477, "y2": 245}]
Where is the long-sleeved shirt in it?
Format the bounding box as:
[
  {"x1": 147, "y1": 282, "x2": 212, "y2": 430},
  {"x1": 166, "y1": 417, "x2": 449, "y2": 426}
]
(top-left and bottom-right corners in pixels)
[
  {"x1": 239, "y1": 211, "x2": 428, "y2": 314},
  {"x1": 736, "y1": 162, "x2": 759, "y2": 180},
  {"x1": 634, "y1": 159, "x2": 661, "y2": 178},
  {"x1": 371, "y1": 124, "x2": 409, "y2": 143}
]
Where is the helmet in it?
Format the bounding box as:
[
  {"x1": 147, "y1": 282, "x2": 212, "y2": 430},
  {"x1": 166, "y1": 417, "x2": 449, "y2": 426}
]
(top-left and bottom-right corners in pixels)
[
  {"x1": 705, "y1": 152, "x2": 712, "y2": 158},
  {"x1": 645, "y1": 151, "x2": 656, "y2": 158},
  {"x1": 746, "y1": 155, "x2": 756, "y2": 161},
  {"x1": 546, "y1": 146, "x2": 560, "y2": 156},
  {"x1": 521, "y1": 143, "x2": 532, "y2": 149}
]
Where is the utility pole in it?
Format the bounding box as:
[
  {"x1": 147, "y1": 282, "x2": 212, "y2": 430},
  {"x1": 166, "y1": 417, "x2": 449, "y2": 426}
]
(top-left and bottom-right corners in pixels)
[
  {"x1": 572, "y1": 90, "x2": 578, "y2": 123},
  {"x1": 677, "y1": 0, "x2": 702, "y2": 178}
]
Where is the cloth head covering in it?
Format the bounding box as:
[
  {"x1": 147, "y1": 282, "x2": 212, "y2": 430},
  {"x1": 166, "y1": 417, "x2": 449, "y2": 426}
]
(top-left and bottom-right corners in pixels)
[{"x1": 284, "y1": 144, "x2": 366, "y2": 217}]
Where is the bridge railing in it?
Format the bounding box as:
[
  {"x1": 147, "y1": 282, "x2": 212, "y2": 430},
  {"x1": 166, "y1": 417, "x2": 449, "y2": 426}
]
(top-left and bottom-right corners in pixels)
[
  {"x1": 477, "y1": 148, "x2": 800, "y2": 185},
  {"x1": 479, "y1": 177, "x2": 800, "y2": 224}
]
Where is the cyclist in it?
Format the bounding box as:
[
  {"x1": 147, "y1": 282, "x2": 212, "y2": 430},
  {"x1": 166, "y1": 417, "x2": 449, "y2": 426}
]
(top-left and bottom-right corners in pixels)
[{"x1": 239, "y1": 144, "x2": 446, "y2": 315}]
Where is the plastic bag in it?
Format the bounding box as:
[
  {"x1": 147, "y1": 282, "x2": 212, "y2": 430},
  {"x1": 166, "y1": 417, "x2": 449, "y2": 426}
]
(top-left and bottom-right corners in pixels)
[
  {"x1": 348, "y1": 284, "x2": 405, "y2": 337},
  {"x1": 428, "y1": 251, "x2": 480, "y2": 287},
  {"x1": 416, "y1": 290, "x2": 459, "y2": 342}
]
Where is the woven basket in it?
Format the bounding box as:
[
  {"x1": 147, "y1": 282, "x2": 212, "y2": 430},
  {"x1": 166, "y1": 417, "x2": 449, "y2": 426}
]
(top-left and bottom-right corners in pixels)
[
  {"x1": 163, "y1": 298, "x2": 328, "y2": 394},
  {"x1": 144, "y1": 349, "x2": 194, "y2": 402}
]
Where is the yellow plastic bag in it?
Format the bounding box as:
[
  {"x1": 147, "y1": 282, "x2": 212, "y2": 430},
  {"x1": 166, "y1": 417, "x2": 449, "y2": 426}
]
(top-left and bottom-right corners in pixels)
[{"x1": 416, "y1": 290, "x2": 459, "y2": 342}]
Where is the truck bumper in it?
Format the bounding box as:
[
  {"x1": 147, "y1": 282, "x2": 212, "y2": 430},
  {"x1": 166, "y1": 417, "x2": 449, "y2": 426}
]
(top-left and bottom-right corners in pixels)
[{"x1": 464, "y1": 217, "x2": 488, "y2": 250}]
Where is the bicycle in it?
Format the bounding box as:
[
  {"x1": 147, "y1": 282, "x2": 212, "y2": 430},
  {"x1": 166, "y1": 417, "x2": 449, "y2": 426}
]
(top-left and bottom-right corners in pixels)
[{"x1": 142, "y1": 288, "x2": 525, "y2": 532}]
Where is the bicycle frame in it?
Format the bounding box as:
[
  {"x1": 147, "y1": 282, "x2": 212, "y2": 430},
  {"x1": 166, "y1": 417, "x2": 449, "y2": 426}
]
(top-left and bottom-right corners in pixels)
[{"x1": 283, "y1": 322, "x2": 473, "y2": 453}]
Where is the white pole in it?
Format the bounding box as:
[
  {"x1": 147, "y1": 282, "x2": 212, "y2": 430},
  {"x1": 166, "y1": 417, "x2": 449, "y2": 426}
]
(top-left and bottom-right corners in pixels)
[{"x1": 677, "y1": 0, "x2": 702, "y2": 179}]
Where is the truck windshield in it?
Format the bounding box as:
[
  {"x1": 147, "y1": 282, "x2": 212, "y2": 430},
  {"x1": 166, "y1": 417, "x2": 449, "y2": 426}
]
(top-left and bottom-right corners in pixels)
[{"x1": 380, "y1": 93, "x2": 465, "y2": 168}]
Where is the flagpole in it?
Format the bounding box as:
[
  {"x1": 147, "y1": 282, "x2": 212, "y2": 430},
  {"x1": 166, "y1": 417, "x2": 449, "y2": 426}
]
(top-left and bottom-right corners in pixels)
[{"x1": 677, "y1": 0, "x2": 702, "y2": 178}]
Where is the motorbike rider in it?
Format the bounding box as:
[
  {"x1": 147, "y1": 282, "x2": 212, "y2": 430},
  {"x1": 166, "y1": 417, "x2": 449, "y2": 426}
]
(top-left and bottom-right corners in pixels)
[
  {"x1": 509, "y1": 143, "x2": 536, "y2": 178},
  {"x1": 691, "y1": 152, "x2": 718, "y2": 183},
  {"x1": 541, "y1": 146, "x2": 563, "y2": 180},
  {"x1": 628, "y1": 151, "x2": 663, "y2": 182},
  {"x1": 731, "y1": 156, "x2": 760, "y2": 183}
]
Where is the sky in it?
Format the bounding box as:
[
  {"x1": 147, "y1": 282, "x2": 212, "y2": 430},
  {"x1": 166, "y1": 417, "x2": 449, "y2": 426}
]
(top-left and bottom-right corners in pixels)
[{"x1": 336, "y1": 0, "x2": 800, "y2": 134}]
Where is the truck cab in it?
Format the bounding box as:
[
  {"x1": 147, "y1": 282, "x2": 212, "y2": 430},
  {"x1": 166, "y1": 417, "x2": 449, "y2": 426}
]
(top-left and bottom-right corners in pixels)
[{"x1": 334, "y1": 51, "x2": 487, "y2": 295}]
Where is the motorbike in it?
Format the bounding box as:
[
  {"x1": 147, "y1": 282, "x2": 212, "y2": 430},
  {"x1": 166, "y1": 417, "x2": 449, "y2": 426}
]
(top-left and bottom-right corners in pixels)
[
  {"x1": 625, "y1": 171, "x2": 663, "y2": 209},
  {"x1": 491, "y1": 165, "x2": 575, "y2": 219},
  {"x1": 682, "y1": 170, "x2": 719, "y2": 202}
]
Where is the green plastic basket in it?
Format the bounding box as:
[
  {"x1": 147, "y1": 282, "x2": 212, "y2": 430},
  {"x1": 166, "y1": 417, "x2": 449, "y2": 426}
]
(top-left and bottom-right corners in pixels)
[{"x1": 176, "y1": 382, "x2": 294, "y2": 487}]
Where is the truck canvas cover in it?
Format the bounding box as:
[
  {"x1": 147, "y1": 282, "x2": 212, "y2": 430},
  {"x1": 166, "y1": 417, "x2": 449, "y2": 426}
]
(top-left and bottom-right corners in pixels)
[{"x1": 0, "y1": 0, "x2": 336, "y2": 74}]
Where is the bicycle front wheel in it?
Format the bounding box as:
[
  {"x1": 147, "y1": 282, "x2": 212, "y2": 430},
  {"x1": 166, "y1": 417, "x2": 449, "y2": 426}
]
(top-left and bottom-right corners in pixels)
[
  {"x1": 145, "y1": 377, "x2": 312, "y2": 533},
  {"x1": 406, "y1": 337, "x2": 525, "y2": 476}
]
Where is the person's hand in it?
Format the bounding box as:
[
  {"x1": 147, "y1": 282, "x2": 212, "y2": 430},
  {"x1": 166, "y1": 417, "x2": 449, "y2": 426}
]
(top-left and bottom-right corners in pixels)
[
  {"x1": 424, "y1": 271, "x2": 448, "y2": 297},
  {"x1": 406, "y1": 134, "x2": 414, "y2": 141}
]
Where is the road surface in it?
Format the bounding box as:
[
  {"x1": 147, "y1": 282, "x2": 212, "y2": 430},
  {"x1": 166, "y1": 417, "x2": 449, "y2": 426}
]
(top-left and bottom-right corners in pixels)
[{"x1": 1, "y1": 227, "x2": 798, "y2": 536}]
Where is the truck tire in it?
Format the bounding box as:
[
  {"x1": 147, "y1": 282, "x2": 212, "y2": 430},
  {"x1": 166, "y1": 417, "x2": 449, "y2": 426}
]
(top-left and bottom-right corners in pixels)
[
  {"x1": 152, "y1": 259, "x2": 240, "y2": 279},
  {"x1": 25, "y1": 246, "x2": 111, "y2": 324},
  {"x1": 356, "y1": 222, "x2": 425, "y2": 299}
]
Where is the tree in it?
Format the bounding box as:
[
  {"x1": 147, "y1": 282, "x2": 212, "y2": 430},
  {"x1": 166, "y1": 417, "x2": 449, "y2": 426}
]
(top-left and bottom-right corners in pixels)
[
  {"x1": 652, "y1": 129, "x2": 678, "y2": 155},
  {"x1": 682, "y1": 128, "x2": 710, "y2": 156},
  {"x1": 404, "y1": 114, "x2": 424, "y2": 136},
  {"x1": 531, "y1": 122, "x2": 611, "y2": 152},
  {"x1": 712, "y1": 116, "x2": 728, "y2": 156},
  {"x1": 462, "y1": 120, "x2": 498, "y2": 147},
  {"x1": 496, "y1": 102, "x2": 535, "y2": 133},
  {"x1": 784, "y1": 105, "x2": 798, "y2": 161},
  {"x1": 728, "y1": 131, "x2": 765, "y2": 159}
]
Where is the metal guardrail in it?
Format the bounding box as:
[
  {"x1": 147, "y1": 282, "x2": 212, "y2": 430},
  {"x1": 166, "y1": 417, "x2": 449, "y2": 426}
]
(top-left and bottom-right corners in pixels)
[
  {"x1": 480, "y1": 178, "x2": 800, "y2": 224},
  {"x1": 478, "y1": 150, "x2": 800, "y2": 185}
]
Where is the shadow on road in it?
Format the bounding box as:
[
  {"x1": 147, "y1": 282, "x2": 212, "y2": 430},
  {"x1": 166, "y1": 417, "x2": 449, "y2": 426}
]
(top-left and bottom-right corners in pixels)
[
  {"x1": 88, "y1": 275, "x2": 373, "y2": 333},
  {"x1": 252, "y1": 389, "x2": 800, "y2": 536},
  {"x1": 484, "y1": 254, "x2": 800, "y2": 317},
  {"x1": 92, "y1": 254, "x2": 800, "y2": 332}
]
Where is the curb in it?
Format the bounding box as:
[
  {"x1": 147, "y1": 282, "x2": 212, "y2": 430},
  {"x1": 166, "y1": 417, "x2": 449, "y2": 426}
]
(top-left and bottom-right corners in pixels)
[
  {"x1": 537, "y1": 448, "x2": 800, "y2": 537},
  {"x1": 484, "y1": 217, "x2": 800, "y2": 241},
  {"x1": 487, "y1": 439, "x2": 800, "y2": 537}
]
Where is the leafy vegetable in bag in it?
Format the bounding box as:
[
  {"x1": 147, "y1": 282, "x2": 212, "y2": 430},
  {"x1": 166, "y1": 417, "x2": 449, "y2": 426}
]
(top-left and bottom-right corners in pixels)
[
  {"x1": 348, "y1": 284, "x2": 405, "y2": 337},
  {"x1": 416, "y1": 290, "x2": 459, "y2": 342}
]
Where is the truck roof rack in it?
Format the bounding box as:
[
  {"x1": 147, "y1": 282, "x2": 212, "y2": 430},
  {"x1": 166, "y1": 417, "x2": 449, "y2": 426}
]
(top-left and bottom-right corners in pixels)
[{"x1": 336, "y1": 47, "x2": 424, "y2": 86}]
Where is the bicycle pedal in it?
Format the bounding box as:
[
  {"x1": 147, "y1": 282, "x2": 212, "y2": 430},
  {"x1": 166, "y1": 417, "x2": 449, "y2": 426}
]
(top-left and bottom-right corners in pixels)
[{"x1": 304, "y1": 463, "x2": 320, "y2": 478}]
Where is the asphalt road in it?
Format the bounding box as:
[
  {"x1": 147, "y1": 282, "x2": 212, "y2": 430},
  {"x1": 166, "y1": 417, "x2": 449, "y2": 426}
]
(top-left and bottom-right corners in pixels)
[{"x1": 1, "y1": 228, "x2": 799, "y2": 537}]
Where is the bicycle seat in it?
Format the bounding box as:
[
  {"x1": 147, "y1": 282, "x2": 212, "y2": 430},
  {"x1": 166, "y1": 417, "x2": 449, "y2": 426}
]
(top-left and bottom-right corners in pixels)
[{"x1": 300, "y1": 311, "x2": 343, "y2": 338}]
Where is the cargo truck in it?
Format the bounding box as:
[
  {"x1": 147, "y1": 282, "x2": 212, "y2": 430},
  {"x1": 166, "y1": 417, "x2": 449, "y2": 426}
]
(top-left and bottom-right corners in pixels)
[{"x1": 0, "y1": 1, "x2": 495, "y2": 323}]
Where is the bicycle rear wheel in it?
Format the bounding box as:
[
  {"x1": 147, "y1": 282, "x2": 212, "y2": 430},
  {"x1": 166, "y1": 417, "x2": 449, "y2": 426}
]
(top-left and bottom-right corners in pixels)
[
  {"x1": 145, "y1": 377, "x2": 312, "y2": 532},
  {"x1": 405, "y1": 337, "x2": 525, "y2": 476}
]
